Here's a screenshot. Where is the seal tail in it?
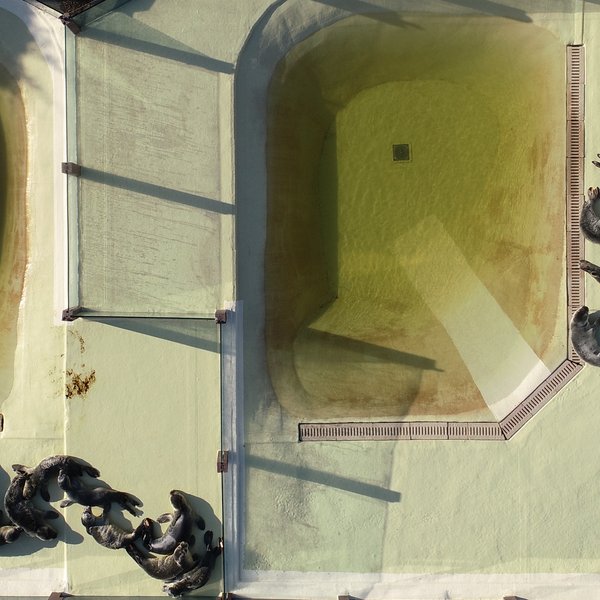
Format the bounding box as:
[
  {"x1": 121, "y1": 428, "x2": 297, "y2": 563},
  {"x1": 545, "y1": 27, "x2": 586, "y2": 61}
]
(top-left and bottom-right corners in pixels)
[{"x1": 11, "y1": 464, "x2": 32, "y2": 476}]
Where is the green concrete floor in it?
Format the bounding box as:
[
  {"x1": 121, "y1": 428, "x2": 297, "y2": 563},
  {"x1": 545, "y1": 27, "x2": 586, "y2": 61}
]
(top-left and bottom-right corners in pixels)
[{"x1": 6, "y1": 1, "x2": 600, "y2": 599}]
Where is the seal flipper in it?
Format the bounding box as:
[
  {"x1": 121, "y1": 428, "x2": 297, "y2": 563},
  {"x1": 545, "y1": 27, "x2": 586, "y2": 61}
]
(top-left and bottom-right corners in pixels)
[
  {"x1": 11, "y1": 464, "x2": 32, "y2": 475},
  {"x1": 581, "y1": 259, "x2": 600, "y2": 284},
  {"x1": 203, "y1": 530, "x2": 213, "y2": 548},
  {"x1": 157, "y1": 513, "x2": 172, "y2": 524},
  {"x1": 84, "y1": 465, "x2": 100, "y2": 478},
  {"x1": 60, "y1": 499, "x2": 75, "y2": 508},
  {"x1": 121, "y1": 496, "x2": 140, "y2": 516},
  {"x1": 39, "y1": 483, "x2": 51, "y2": 502}
]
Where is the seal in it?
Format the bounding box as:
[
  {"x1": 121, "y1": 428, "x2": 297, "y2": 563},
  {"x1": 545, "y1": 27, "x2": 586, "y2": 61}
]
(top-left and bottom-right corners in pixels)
[
  {"x1": 81, "y1": 506, "x2": 145, "y2": 550},
  {"x1": 571, "y1": 305, "x2": 600, "y2": 366},
  {"x1": 12, "y1": 455, "x2": 100, "y2": 501},
  {"x1": 580, "y1": 259, "x2": 600, "y2": 284},
  {"x1": 4, "y1": 472, "x2": 59, "y2": 540},
  {"x1": 142, "y1": 490, "x2": 205, "y2": 554},
  {"x1": 163, "y1": 531, "x2": 223, "y2": 597},
  {"x1": 571, "y1": 259, "x2": 600, "y2": 366},
  {"x1": 126, "y1": 541, "x2": 195, "y2": 581},
  {"x1": 0, "y1": 511, "x2": 22, "y2": 545},
  {"x1": 0, "y1": 523, "x2": 22, "y2": 544},
  {"x1": 580, "y1": 187, "x2": 600, "y2": 243},
  {"x1": 57, "y1": 470, "x2": 141, "y2": 516}
]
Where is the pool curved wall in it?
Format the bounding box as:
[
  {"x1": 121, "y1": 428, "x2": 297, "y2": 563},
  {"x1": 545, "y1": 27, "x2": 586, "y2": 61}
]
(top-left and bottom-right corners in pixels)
[
  {"x1": 235, "y1": 1, "x2": 566, "y2": 423},
  {"x1": 0, "y1": 60, "x2": 27, "y2": 404}
]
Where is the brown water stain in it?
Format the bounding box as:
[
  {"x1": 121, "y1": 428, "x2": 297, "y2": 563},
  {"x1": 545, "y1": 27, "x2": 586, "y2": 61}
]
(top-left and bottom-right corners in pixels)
[
  {"x1": 65, "y1": 368, "x2": 96, "y2": 399},
  {"x1": 69, "y1": 329, "x2": 86, "y2": 354}
]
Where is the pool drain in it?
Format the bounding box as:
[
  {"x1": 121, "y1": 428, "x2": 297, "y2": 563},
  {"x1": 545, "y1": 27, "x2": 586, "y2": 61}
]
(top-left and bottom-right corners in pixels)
[{"x1": 392, "y1": 143, "x2": 411, "y2": 162}]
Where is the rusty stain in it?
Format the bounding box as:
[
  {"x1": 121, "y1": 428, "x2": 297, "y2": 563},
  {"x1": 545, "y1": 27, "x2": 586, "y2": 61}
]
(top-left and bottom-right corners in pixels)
[
  {"x1": 69, "y1": 329, "x2": 86, "y2": 353},
  {"x1": 65, "y1": 368, "x2": 96, "y2": 399}
]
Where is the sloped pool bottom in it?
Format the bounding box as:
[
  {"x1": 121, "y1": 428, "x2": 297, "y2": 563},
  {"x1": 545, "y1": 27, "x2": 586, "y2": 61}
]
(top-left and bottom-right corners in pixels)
[
  {"x1": 265, "y1": 15, "x2": 566, "y2": 421},
  {"x1": 0, "y1": 61, "x2": 27, "y2": 405}
]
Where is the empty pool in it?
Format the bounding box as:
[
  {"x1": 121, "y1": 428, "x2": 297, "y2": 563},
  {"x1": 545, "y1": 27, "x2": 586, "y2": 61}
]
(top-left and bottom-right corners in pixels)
[{"x1": 264, "y1": 14, "x2": 566, "y2": 421}]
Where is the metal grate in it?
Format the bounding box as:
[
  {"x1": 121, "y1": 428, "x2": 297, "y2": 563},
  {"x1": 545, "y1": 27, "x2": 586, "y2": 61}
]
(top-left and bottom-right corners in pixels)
[
  {"x1": 298, "y1": 422, "x2": 410, "y2": 441},
  {"x1": 392, "y1": 143, "x2": 411, "y2": 162},
  {"x1": 500, "y1": 360, "x2": 582, "y2": 439},
  {"x1": 566, "y1": 45, "x2": 586, "y2": 361}
]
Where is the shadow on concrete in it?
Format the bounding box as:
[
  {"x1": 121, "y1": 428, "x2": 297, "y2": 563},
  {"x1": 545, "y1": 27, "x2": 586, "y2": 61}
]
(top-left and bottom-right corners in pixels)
[
  {"x1": 81, "y1": 168, "x2": 234, "y2": 215},
  {"x1": 90, "y1": 318, "x2": 219, "y2": 352},
  {"x1": 302, "y1": 328, "x2": 443, "y2": 371},
  {"x1": 82, "y1": 9, "x2": 234, "y2": 73},
  {"x1": 313, "y1": 0, "x2": 423, "y2": 27},
  {"x1": 314, "y1": 0, "x2": 531, "y2": 22},
  {"x1": 246, "y1": 454, "x2": 401, "y2": 503}
]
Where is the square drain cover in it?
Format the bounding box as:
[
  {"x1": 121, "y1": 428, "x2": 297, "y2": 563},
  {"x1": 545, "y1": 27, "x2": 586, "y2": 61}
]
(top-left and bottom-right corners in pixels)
[{"x1": 393, "y1": 143, "x2": 411, "y2": 162}]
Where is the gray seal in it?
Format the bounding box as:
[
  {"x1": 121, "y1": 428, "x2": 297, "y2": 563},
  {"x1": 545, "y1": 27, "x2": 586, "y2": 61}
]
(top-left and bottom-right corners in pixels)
[
  {"x1": 571, "y1": 259, "x2": 600, "y2": 366},
  {"x1": 0, "y1": 511, "x2": 22, "y2": 545},
  {"x1": 126, "y1": 541, "x2": 195, "y2": 580},
  {"x1": 142, "y1": 490, "x2": 204, "y2": 554},
  {"x1": 163, "y1": 531, "x2": 223, "y2": 597},
  {"x1": 81, "y1": 506, "x2": 145, "y2": 550},
  {"x1": 580, "y1": 187, "x2": 600, "y2": 243},
  {"x1": 12, "y1": 455, "x2": 100, "y2": 501},
  {"x1": 4, "y1": 472, "x2": 59, "y2": 540},
  {"x1": 58, "y1": 470, "x2": 141, "y2": 516},
  {"x1": 0, "y1": 523, "x2": 22, "y2": 544},
  {"x1": 570, "y1": 305, "x2": 600, "y2": 366}
]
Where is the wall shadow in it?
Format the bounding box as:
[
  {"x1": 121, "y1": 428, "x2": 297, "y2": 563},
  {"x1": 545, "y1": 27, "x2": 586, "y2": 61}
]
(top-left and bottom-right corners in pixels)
[
  {"x1": 246, "y1": 454, "x2": 401, "y2": 503},
  {"x1": 302, "y1": 328, "x2": 443, "y2": 371},
  {"x1": 314, "y1": 0, "x2": 531, "y2": 22},
  {"x1": 81, "y1": 11, "x2": 234, "y2": 73},
  {"x1": 81, "y1": 168, "x2": 234, "y2": 215},
  {"x1": 89, "y1": 318, "x2": 219, "y2": 353},
  {"x1": 442, "y1": 0, "x2": 531, "y2": 21},
  {"x1": 313, "y1": 0, "x2": 423, "y2": 27}
]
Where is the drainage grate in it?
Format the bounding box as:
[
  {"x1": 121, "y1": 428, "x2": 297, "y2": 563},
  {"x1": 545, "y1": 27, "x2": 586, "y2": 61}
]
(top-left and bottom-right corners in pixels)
[
  {"x1": 392, "y1": 144, "x2": 411, "y2": 162},
  {"x1": 299, "y1": 421, "x2": 506, "y2": 442},
  {"x1": 499, "y1": 359, "x2": 582, "y2": 439},
  {"x1": 566, "y1": 45, "x2": 586, "y2": 361}
]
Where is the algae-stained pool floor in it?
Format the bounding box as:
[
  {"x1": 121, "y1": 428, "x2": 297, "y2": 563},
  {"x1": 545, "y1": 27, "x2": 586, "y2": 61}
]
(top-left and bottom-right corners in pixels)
[
  {"x1": 0, "y1": 60, "x2": 26, "y2": 406},
  {"x1": 266, "y1": 15, "x2": 566, "y2": 421}
]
